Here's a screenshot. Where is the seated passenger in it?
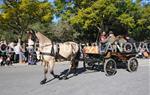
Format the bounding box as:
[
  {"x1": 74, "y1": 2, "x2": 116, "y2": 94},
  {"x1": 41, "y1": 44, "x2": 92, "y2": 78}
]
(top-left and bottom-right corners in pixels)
[
  {"x1": 99, "y1": 31, "x2": 116, "y2": 44},
  {"x1": 99, "y1": 31, "x2": 107, "y2": 43},
  {"x1": 99, "y1": 31, "x2": 107, "y2": 53},
  {"x1": 105, "y1": 31, "x2": 116, "y2": 44},
  {"x1": 116, "y1": 35, "x2": 127, "y2": 45},
  {"x1": 99, "y1": 31, "x2": 116, "y2": 53},
  {"x1": 125, "y1": 35, "x2": 135, "y2": 43}
]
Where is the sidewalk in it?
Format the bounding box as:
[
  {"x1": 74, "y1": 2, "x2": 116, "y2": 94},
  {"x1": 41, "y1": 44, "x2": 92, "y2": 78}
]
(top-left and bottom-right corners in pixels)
[{"x1": 12, "y1": 62, "x2": 42, "y2": 66}]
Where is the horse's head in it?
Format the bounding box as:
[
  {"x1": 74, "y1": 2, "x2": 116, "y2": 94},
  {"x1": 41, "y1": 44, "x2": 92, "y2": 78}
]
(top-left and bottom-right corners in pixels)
[
  {"x1": 27, "y1": 29, "x2": 38, "y2": 42},
  {"x1": 27, "y1": 30, "x2": 52, "y2": 48}
]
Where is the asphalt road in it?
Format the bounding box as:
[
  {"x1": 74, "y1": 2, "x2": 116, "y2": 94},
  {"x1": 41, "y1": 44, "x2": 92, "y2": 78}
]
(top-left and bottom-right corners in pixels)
[{"x1": 0, "y1": 59, "x2": 150, "y2": 95}]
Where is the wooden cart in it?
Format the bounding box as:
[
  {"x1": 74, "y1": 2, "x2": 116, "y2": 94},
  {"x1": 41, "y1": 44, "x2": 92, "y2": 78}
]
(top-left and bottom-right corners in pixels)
[{"x1": 82, "y1": 45, "x2": 138, "y2": 76}]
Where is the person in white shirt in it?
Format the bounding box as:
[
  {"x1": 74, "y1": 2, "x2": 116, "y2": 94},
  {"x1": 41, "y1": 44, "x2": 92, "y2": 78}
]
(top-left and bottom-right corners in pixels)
[
  {"x1": 14, "y1": 42, "x2": 21, "y2": 63},
  {"x1": 27, "y1": 32, "x2": 34, "y2": 53}
]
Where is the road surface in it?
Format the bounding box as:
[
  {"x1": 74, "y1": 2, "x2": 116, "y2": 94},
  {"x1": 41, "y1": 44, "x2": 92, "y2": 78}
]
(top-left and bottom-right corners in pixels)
[{"x1": 0, "y1": 59, "x2": 150, "y2": 95}]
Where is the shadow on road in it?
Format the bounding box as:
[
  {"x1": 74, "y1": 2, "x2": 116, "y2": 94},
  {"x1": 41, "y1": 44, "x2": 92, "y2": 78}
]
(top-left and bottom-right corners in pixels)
[{"x1": 42, "y1": 62, "x2": 133, "y2": 85}]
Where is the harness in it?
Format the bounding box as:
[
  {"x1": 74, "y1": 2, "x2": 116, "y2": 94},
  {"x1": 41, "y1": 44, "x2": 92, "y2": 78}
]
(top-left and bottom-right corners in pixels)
[
  {"x1": 40, "y1": 43, "x2": 59, "y2": 57},
  {"x1": 39, "y1": 42, "x2": 79, "y2": 61}
]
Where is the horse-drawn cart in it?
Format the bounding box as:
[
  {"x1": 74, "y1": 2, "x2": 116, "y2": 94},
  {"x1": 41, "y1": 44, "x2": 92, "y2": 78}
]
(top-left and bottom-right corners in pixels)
[{"x1": 82, "y1": 44, "x2": 138, "y2": 76}]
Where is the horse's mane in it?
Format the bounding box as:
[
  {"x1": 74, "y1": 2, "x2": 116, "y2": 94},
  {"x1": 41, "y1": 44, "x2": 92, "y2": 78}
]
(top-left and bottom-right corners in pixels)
[{"x1": 36, "y1": 32, "x2": 52, "y2": 44}]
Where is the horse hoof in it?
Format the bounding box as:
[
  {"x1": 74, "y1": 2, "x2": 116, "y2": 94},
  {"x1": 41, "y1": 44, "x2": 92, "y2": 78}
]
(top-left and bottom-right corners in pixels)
[
  {"x1": 73, "y1": 73, "x2": 78, "y2": 76},
  {"x1": 63, "y1": 76, "x2": 69, "y2": 80},
  {"x1": 58, "y1": 77, "x2": 63, "y2": 80},
  {"x1": 40, "y1": 79, "x2": 47, "y2": 85},
  {"x1": 54, "y1": 75, "x2": 60, "y2": 79}
]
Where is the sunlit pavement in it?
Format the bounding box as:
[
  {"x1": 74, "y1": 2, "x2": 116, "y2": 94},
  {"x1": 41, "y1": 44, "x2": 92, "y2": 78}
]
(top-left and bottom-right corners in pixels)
[{"x1": 0, "y1": 59, "x2": 149, "y2": 95}]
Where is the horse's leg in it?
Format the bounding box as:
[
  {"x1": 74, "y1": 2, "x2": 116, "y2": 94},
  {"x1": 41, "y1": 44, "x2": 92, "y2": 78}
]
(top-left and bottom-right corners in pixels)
[
  {"x1": 63, "y1": 62, "x2": 72, "y2": 80},
  {"x1": 63, "y1": 58, "x2": 76, "y2": 80},
  {"x1": 40, "y1": 61, "x2": 48, "y2": 84},
  {"x1": 49, "y1": 57, "x2": 60, "y2": 78},
  {"x1": 72, "y1": 59, "x2": 79, "y2": 76}
]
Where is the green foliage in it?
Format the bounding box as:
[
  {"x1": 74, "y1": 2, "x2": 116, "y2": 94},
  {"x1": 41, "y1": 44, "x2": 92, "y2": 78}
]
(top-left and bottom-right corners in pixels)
[
  {"x1": 0, "y1": 0, "x2": 150, "y2": 42},
  {"x1": 55, "y1": 0, "x2": 150, "y2": 41},
  {"x1": 29, "y1": 21, "x2": 79, "y2": 42},
  {"x1": 117, "y1": 13, "x2": 135, "y2": 28},
  {"x1": 0, "y1": 30, "x2": 18, "y2": 42},
  {"x1": 0, "y1": 0, "x2": 53, "y2": 41}
]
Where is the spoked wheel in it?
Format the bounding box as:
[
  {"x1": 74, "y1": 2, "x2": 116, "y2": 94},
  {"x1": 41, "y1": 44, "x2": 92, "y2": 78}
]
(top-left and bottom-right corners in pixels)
[
  {"x1": 83, "y1": 55, "x2": 94, "y2": 70},
  {"x1": 104, "y1": 58, "x2": 117, "y2": 76},
  {"x1": 83, "y1": 60, "x2": 95, "y2": 70},
  {"x1": 127, "y1": 57, "x2": 138, "y2": 72}
]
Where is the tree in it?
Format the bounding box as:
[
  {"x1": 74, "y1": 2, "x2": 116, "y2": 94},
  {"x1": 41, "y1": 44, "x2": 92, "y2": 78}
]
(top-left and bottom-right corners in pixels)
[
  {"x1": 29, "y1": 21, "x2": 79, "y2": 42},
  {"x1": 136, "y1": 4, "x2": 150, "y2": 40},
  {"x1": 51, "y1": 21, "x2": 80, "y2": 42},
  {"x1": 70, "y1": 0, "x2": 137, "y2": 34},
  {"x1": 55, "y1": 0, "x2": 150, "y2": 41},
  {"x1": 0, "y1": 0, "x2": 53, "y2": 41}
]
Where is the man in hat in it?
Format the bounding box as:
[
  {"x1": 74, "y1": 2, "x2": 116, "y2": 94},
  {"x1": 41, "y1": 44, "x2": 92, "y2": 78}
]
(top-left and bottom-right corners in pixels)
[
  {"x1": 103, "y1": 31, "x2": 116, "y2": 57},
  {"x1": 99, "y1": 31, "x2": 116, "y2": 54},
  {"x1": 105, "y1": 31, "x2": 116, "y2": 44}
]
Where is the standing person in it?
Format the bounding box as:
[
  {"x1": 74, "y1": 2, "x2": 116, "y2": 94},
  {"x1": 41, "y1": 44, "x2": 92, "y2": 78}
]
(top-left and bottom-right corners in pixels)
[
  {"x1": 24, "y1": 47, "x2": 29, "y2": 63},
  {"x1": 14, "y1": 40, "x2": 21, "y2": 63},
  {"x1": 27, "y1": 35, "x2": 34, "y2": 53},
  {"x1": 20, "y1": 42, "x2": 27, "y2": 64},
  {"x1": 6, "y1": 42, "x2": 15, "y2": 65},
  {"x1": 0, "y1": 43, "x2": 7, "y2": 66},
  {"x1": 27, "y1": 31, "x2": 36, "y2": 65}
]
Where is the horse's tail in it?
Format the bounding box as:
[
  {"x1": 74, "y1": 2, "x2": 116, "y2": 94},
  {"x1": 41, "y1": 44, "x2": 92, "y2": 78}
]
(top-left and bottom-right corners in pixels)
[
  {"x1": 71, "y1": 43, "x2": 84, "y2": 69},
  {"x1": 71, "y1": 53, "x2": 79, "y2": 69}
]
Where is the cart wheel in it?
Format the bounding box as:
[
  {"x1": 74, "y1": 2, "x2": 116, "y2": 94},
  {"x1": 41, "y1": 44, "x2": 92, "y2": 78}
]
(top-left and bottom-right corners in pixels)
[
  {"x1": 104, "y1": 58, "x2": 117, "y2": 76},
  {"x1": 127, "y1": 57, "x2": 138, "y2": 72}
]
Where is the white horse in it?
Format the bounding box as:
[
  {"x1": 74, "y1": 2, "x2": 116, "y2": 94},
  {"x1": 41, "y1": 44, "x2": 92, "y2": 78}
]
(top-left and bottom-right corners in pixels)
[{"x1": 29, "y1": 31, "x2": 80, "y2": 84}]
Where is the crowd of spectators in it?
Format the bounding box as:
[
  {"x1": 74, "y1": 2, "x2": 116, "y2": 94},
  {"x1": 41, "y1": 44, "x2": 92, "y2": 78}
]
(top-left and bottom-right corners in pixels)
[{"x1": 0, "y1": 39, "x2": 37, "y2": 66}]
